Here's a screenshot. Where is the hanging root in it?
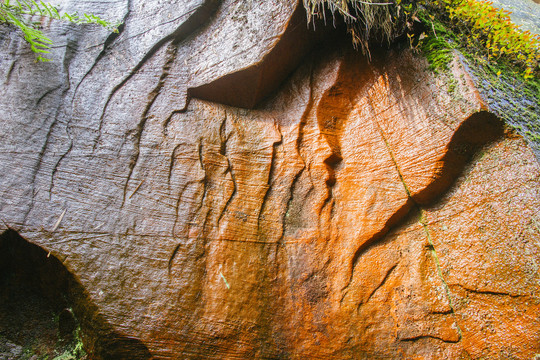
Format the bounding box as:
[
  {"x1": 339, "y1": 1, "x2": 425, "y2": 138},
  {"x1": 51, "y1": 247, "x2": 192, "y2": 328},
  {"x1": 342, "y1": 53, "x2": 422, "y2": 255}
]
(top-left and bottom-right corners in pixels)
[{"x1": 303, "y1": 0, "x2": 420, "y2": 58}]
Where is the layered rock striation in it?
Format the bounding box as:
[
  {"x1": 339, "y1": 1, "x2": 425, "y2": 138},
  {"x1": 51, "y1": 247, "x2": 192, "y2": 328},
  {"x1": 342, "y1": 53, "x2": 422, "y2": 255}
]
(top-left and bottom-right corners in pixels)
[{"x1": 0, "y1": 0, "x2": 539, "y2": 359}]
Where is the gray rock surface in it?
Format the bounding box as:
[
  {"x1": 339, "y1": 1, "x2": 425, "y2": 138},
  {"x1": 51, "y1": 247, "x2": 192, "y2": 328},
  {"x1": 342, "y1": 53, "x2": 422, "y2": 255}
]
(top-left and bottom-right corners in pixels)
[
  {"x1": 490, "y1": 0, "x2": 540, "y2": 35},
  {"x1": 0, "y1": 339, "x2": 23, "y2": 360}
]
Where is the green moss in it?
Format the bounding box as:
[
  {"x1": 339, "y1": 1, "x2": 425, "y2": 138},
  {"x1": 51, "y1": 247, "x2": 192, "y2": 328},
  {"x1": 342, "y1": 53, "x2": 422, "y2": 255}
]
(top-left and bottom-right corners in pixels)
[
  {"x1": 1, "y1": 310, "x2": 88, "y2": 360},
  {"x1": 447, "y1": 78, "x2": 457, "y2": 94},
  {"x1": 52, "y1": 329, "x2": 86, "y2": 360},
  {"x1": 416, "y1": 8, "x2": 458, "y2": 72},
  {"x1": 421, "y1": 37, "x2": 454, "y2": 72},
  {"x1": 421, "y1": 0, "x2": 539, "y2": 78},
  {"x1": 412, "y1": 2, "x2": 540, "y2": 157}
]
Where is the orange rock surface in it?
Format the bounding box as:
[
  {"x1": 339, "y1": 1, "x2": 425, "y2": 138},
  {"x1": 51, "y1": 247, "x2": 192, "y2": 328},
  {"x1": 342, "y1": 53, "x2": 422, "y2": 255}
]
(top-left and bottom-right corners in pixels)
[{"x1": 0, "y1": 2, "x2": 539, "y2": 358}]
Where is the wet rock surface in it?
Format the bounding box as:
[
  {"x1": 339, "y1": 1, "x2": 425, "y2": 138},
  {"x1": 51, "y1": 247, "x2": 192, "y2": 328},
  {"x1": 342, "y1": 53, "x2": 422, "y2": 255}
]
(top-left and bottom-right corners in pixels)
[
  {"x1": 490, "y1": 0, "x2": 540, "y2": 35},
  {"x1": 1, "y1": 0, "x2": 539, "y2": 359},
  {"x1": 463, "y1": 0, "x2": 540, "y2": 160}
]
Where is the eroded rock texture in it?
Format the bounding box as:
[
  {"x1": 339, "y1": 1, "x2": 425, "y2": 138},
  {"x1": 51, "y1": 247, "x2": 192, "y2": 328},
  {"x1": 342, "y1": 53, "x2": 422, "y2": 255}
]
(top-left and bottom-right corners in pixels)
[{"x1": 1, "y1": 0, "x2": 539, "y2": 359}]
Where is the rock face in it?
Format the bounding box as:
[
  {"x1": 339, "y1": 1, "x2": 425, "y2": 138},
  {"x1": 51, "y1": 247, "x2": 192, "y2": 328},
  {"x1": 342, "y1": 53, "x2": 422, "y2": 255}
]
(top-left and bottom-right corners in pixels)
[
  {"x1": 1, "y1": 0, "x2": 540, "y2": 359},
  {"x1": 490, "y1": 0, "x2": 540, "y2": 36}
]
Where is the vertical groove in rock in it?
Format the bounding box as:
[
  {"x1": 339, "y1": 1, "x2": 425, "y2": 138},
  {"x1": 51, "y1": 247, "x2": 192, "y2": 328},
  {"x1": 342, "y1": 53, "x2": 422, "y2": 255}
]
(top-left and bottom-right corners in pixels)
[
  {"x1": 361, "y1": 264, "x2": 397, "y2": 309},
  {"x1": 216, "y1": 113, "x2": 236, "y2": 227},
  {"x1": 4, "y1": 60, "x2": 15, "y2": 85},
  {"x1": 257, "y1": 122, "x2": 283, "y2": 237},
  {"x1": 373, "y1": 118, "x2": 412, "y2": 197},
  {"x1": 419, "y1": 210, "x2": 463, "y2": 341},
  {"x1": 72, "y1": 0, "x2": 132, "y2": 104},
  {"x1": 21, "y1": 35, "x2": 80, "y2": 225},
  {"x1": 279, "y1": 64, "x2": 315, "y2": 246},
  {"x1": 121, "y1": 43, "x2": 179, "y2": 206},
  {"x1": 48, "y1": 39, "x2": 82, "y2": 199},
  {"x1": 94, "y1": 0, "x2": 223, "y2": 150}
]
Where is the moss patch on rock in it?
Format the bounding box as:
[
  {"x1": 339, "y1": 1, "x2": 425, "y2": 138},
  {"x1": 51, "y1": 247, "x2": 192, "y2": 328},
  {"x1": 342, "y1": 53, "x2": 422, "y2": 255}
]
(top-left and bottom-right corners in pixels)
[
  {"x1": 468, "y1": 61, "x2": 540, "y2": 158},
  {"x1": 415, "y1": 2, "x2": 540, "y2": 159}
]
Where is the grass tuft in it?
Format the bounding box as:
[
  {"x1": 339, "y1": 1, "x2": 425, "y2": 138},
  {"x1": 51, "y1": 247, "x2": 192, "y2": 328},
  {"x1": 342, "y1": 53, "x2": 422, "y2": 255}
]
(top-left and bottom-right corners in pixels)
[{"x1": 303, "y1": 0, "x2": 420, "y2": 59}]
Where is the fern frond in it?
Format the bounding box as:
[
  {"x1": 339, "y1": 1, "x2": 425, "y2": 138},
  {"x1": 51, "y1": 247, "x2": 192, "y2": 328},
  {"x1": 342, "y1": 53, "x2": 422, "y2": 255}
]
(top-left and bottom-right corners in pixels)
[{"x1": 0, "y1": 0, "x2": 119, "y2": 61}]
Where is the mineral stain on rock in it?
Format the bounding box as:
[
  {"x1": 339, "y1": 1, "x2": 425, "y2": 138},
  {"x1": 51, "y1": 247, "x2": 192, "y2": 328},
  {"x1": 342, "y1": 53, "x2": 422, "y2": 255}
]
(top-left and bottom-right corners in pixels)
[{"x1": 0, "y1": 0, "x2": 539, "y2": 359}]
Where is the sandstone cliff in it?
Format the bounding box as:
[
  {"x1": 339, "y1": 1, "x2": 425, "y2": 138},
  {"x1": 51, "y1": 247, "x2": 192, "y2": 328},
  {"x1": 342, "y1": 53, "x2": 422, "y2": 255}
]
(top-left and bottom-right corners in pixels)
[{"x1": 1, "y1": 1, "x2": 539, "y2": 359}]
